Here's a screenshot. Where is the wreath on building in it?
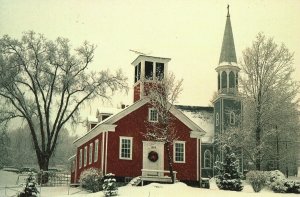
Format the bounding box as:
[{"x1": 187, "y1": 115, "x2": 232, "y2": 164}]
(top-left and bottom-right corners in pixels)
[{"x1": 148, "y1": 151, "x2": 159, "y2": 162}]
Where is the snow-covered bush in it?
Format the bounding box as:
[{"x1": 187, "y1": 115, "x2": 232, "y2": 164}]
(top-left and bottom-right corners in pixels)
[
  {"x1": 266, "y1": 170, "x2": 287, "y2": 193},
  {"x1": 215, "y1": 145, "x2": 243, "y2": 191},
  {"x1": 284, "y1": 180, "x2": 300, "y2": 194},
  {"x1": 102, "y1": 173, "x2": 118, "y2": 197},
  {"x1": 79, "y1": 168, "x2": 103, "y2": 192},
  {"x1": 246, "y1": 171, "x2": 267, "y2": 192}
]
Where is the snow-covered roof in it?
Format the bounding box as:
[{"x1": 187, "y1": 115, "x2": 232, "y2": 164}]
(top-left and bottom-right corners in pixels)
[
  {"x1": 74, "y1": 99, "x2": 207, "y2": 146},
  {"x1": 176, "y1": 105, "x2": 214, "y2": 143},
  {"x1": 97, "y1": 107, "x2": 122, "y2": 115}
]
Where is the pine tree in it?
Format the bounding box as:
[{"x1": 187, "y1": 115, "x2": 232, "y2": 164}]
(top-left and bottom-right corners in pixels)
[
  {"x1": 102, "y1": 173, "x2": 118, "y2": 197},
  {"x1": 215, "y1": 145, "x2": 243, "y2": 191}
]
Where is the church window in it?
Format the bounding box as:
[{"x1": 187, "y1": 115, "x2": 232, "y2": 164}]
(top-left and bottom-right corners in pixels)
[
  {"x1": 230, "y1": 112, "x2": 235, "y2": 125},
  {"x1": 89, "y1": 143, "x2": 93, "y2": 165},
  {"x1": 134, "y1": 63, "x2": 141, "y2": 83},
  {"x1": 216, "y1": 113, "x2": 219, "y2": 126},
  {"x1": 94, "y1": 139, "x2": 99, "y2": 162},
  {"x1": 84, "y1": 146, "x2": 87, "y2": 167},
  {"x1": 79, "y1": 148, "x2": 82, "y2": 169},
  {"x1": 221, "y1": 71, "x2": 227, "y2": 89},
  {"x1": 156, "y1": 62, "x2": 164, "y2": 80},
  {"x1": 236, "y1": 73, "x2": 239, "y2": 86},
  {"x1": 204, "y1": 150, "x2": 212, "y2": 168},
  {"x1": 174, "y1": 141, "x2": 185, "y2": 163},
  {"x1": 218, "y1": 73, "x2": 220, "y2": 90},
  {"x1": 216, "y1": 154, "x2": 220, "y2": 168},
  {"x1": 229, "y1": 71, "x2": 235, "y2": 88},
  {"x1": 119, "y1": 137, "x2": 133, "y2": 160},
  {"x1": 148, "y1": 108, "x2": 158, "y2": 122},
  {"x1": 145, "y1": 61, "x2": 153, "y2": 80}
]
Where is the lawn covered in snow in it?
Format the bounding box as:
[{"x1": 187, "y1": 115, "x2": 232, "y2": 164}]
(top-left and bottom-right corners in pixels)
[{"x1": 0, "y1": 170, "x2": 299, "y2": 197}]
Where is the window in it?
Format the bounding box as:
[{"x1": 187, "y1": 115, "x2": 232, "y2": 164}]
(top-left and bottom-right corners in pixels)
[
  {"x1": 216, "y1": 113, "x2": 219, "y2": 126},
  {"x1": 119, "y1": 137, "x2": 133, "y2": 160},
  {"x1": 216, "y1": 154, "x2": 220, "y2": 168},
  {"x1": 156, "y1": 62, "x2": 164, "y2": 80},
  {"x1": 221, "y1": 71, "x2": 227, "y2": 88},
  {"x1": 79, "y1": 148, "x2": 82, "y2": 169},
  {"x1": 134, "y1": 63, "x2": 141, "y2": 83},
  {"x1": 148, "y1": 108, "x2": 158, "y2": 122},
  {"x1": 145, "y1": 61, "x2": 153, "y2": 80},
  {"x1": 94, "y1": 139, "x2": 99, "y2": 162},
  {"x1": 229, "y1": 71, "x2": 235, "y2": 88},
  {"x1": 230, "y1": 112, "x2": 235, "y2": 125},
  {"x1": 84, "y1": 146, "x2": 87, "y2": 167},
  {"x1": 174, "y1": 141, "x2": 185, "y2": 163},
  {"x1": 89, "y1": 143, "x2": 93, "y2": 165},
  {"x1": 218, "y1": 73, "x2": 220, "y2": 90},
  {"x1": 204, "y1": 150, "x2": 212, "y2": 168}
]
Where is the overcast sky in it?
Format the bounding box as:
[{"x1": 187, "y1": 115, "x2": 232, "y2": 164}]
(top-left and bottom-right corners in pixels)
[{"x1": 1, "y1": 0, "x2": 299, "y2": 133}]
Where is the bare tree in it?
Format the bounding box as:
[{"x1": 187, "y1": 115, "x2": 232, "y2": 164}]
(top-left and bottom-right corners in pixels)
[
  {"x1": 0, "y1": 31, "x2": 128, "y2": 171},
  {"x1": 240, "y1": 32, "x2": 299, "y2": 170},
  {"x1": 143, "y1": 72, "x2": 183, "y2": 183}
]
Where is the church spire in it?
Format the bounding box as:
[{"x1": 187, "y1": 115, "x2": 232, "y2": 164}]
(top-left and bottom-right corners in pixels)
[{"x1": 219, "y1": 5, "x2": 237, "y2": 64}]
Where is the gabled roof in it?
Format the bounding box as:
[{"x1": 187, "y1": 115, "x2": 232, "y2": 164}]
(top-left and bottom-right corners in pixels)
[
  {"x1": 219, "y1": 7, "x2": 237, "y2": 64},
  {"x1": 176, "y1": 105, "x2": 214, "y2": 143},
  {"x1": 74, "y1": 98, "x2": 206, "y2": 146}
]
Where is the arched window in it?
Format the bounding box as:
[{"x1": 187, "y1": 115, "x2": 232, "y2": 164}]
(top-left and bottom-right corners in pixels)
[
  {"x1": 218, "y1": 73, "x2": 220, "y2": 90},
  {"x1": 221, "y1": 71, "x2": 227, "y2": 89},
  {"x1": 204, "y1": 150, "x2": 212, "y2": 168},
  {"x1": 215, "y1": 154, "x2": 220, "y2": 168},
  {"x1": 230, "y1": 112, "x2": 235, "y2": 125},
  {"x1": 216, "y1": 113, "x2": 219, "y2": 126},
  {"x1": 229, "y1": 71, "x2": 235, "y2": 88}
]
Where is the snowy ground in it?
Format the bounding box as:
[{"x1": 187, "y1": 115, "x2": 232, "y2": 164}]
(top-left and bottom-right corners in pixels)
[{"x1": 0, "y1": 170, "x2": 299, "y2": 197}]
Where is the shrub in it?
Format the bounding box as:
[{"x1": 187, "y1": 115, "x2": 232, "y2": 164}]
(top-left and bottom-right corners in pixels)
[
  {"x1": 79, "y1": 168, "x2": 103, "y2": 192},
  {"x1": 284, "y1": 180, "x2": 300, "y2": 194},
  {"x1": 246, "y1": 171, "x2": 267, "y2": 192},
  {"x1": 266, "y1": 170, "x2": 287, "y2": 193},
  {"x1": 102, "y1": 173, "x2": 118, "y2": 197}
]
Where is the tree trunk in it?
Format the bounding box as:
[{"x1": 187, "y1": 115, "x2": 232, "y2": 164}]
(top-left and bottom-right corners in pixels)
[
  {"x1": 255, "y1": 125, "x2": 261, "y2": 170},
  {"x1": 166, "y1": 142, "x2": 175, "y2": 183},
  {"x1": 37, "y1": 152, "x2": 50, "y2": 184}
]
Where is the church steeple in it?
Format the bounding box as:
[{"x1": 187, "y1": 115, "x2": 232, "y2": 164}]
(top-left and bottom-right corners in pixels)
[
  {"x1": 219, "y1": 5, "x2": 237, "y2": 64},
  {"x1": 216, "y1": 5, "x2": 240, "y2": 96}
]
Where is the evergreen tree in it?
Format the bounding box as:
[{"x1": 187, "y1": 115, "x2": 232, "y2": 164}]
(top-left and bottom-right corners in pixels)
[
  {"x1": 215, "y1": 145, "x2": 243, "y2": 191},
  {"x1": 102, "y1": 173, "x2": 118, "y2": 197}
]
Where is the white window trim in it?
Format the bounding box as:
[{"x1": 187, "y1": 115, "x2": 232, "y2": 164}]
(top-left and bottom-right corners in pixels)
[
  {"x1": 204, "y1": 149, "x2": 212, "y2": 169},
  {"x1": 94, "y1": 139, "x2": 99, "y2": 162},
  {"x1": 79, "y1": 148, "x2": 82, "y2": 169},
  {"x1": 173, "y1": 141, "x2": 185, "y2": 163},
  {"x1": 119, "y1": 136, "x2": 133, "y2": 160},
  {"x1": 216, "y1": 113, "x2": 219, "y2": 126},
  {"x1": 84, "y1": 146, "x2": 87, "y2": 167},
  {"x1": 89, "y1": 143, "x2": 93, "y2": 165},
  {"x1": 148, "y1": 108, "x2": 158, "y2": 122}
]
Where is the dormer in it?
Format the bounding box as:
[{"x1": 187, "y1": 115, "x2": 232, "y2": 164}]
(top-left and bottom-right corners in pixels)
[{"x1": 131, "y1": 55, "x2": 171, "y2": 102}]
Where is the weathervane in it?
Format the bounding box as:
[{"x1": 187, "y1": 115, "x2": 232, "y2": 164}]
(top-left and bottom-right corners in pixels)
[{"x1": 227, "y1": 4, "x2": 230, "y2": 17}]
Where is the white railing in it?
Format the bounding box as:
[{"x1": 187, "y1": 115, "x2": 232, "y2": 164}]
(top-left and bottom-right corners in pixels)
[{"x1": 141, "y1": 169, "x2": 177, "y2": 185}]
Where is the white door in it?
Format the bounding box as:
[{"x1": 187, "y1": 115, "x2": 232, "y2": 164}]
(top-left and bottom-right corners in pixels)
[{"x1": 142, "y1": 141, "x2": 164, "y2": 176}]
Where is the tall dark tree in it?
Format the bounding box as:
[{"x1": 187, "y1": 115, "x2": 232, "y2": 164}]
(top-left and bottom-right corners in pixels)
[
  {"x1": 0, "y1": 31, "x2": 128, "y2": 171},
  {"x1": 240, "y1": 33, "x2": 299, "y2": 170}
]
